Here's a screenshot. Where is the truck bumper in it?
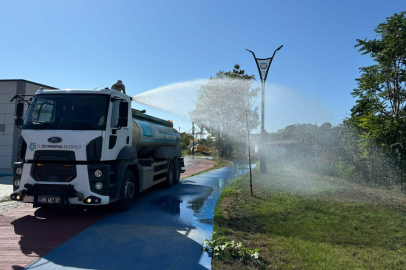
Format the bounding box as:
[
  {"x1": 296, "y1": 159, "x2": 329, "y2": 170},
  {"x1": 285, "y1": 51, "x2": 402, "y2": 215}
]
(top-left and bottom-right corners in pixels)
[{"x1": 10, "y1": 163, "x2": 110, "y2": 207}]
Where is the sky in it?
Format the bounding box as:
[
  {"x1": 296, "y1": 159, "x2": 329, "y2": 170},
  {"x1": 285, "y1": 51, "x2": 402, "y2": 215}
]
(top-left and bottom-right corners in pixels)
[{"x1": 1, "y1": 0, "x2": 405, "y2": 134}]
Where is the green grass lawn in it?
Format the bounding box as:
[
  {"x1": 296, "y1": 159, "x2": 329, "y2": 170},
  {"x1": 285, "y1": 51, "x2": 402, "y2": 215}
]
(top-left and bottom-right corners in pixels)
[{"x1": 212, "y1": 162, "x2": 406, "y2": 270}]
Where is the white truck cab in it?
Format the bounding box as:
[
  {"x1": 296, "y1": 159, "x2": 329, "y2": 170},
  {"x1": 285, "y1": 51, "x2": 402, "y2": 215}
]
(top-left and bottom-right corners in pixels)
[{"x1": 10, "y1": 89, "x2": 184, "y2": 212}]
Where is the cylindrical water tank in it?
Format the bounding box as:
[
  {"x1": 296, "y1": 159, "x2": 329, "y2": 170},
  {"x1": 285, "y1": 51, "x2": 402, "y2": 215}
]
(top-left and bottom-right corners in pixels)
[{"x1": 132, "y1": 118, "x2": 181, "y2": 157}]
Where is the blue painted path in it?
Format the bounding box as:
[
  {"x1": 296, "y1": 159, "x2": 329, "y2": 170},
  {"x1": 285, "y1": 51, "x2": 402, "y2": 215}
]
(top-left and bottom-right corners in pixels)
[{"x1": 25, "y1": 163, "x2": 253, "y2": 270}]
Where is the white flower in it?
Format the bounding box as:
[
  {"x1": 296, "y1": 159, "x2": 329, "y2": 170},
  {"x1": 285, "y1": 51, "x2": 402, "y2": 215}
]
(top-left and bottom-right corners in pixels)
[{"x1": 251, "y1": 252, "x2": 259, "y2": 259}]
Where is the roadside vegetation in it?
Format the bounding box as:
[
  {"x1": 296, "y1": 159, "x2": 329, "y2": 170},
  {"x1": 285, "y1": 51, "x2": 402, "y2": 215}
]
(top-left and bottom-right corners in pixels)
[
  {"x1": 191, "y1": 11, "x2": 406, "y2": 270},
  {"x1": 211, "y1": 162, "x2": 406, "y2": 270},
  {"x1": 181, "y1": 150, "x2": 211, "y2": 157}
]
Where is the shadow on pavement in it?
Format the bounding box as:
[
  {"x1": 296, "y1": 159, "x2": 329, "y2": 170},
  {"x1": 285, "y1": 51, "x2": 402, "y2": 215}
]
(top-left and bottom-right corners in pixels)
[{"x1": 10, "y1": 207, "x2": 109, "y2": 270}]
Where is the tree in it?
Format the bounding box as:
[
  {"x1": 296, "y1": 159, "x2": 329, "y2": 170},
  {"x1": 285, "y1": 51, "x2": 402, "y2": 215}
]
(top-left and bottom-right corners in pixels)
[
  {"x1": 180, "y1": 132, "x2": 193, "y2": 150},
  {"x1": 351, "y1": 11, "x2": 406, "y2": 159},
  {"x1": 190, "y1": 64, "x2": 260, "y2": 158}
]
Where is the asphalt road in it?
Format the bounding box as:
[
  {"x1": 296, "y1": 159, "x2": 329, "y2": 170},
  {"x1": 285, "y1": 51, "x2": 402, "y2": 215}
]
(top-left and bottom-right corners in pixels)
[{"x1": 1, "y1": 158, "x2": 251, "y2": 270}]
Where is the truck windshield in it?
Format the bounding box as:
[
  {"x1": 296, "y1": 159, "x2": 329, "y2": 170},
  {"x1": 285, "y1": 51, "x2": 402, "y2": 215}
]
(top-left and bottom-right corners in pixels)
[{"x1": 23, "y1": 94, "x2": 109, "y2": 130}]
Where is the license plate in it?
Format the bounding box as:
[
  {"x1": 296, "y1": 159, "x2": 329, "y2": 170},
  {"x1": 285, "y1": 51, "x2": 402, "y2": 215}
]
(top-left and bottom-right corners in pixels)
[{"x1": 39, "y1": 196, "x2": 61, "y2": 204}]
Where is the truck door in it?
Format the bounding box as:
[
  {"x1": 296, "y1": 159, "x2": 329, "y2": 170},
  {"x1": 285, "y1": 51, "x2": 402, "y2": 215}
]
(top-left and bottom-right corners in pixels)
[{"x1": 103, "y1": 96, "x2": 131, "y2": 160}]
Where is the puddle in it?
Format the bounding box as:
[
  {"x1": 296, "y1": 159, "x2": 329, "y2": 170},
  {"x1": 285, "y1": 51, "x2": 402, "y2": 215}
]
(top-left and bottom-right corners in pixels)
[
  {"x1": 151, "y1": 196, "x2": 182, "y2": 216},
  {"x1": 151, "y1": 162, "x2": 256, "y2": 226}
]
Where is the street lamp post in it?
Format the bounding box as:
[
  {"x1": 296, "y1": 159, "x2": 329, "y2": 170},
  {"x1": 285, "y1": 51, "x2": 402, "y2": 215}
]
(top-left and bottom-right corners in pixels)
[
  {"x1": 247, "y1": 45, "x2": 283, "y2": 173},
  {"x1": 192, "y1": 122, "x2": 195, "y2": 156}
]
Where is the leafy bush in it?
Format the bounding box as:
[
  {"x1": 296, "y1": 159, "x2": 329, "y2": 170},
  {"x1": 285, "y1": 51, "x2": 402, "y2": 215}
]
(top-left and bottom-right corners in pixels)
[{"x1": 337, "y1": 160, "x2": 356, "y2": 180}]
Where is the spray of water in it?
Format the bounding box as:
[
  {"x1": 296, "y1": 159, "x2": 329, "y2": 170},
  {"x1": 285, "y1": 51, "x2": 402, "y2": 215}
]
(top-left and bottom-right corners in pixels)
[
  {"x1": 133, "y1": 77, "x2": 337, "y2": 158},
  {"x1": 133, "y1": 79, "x2": 207, "y2": 118},
  {"x1": 133, "y1": 79, "x2": 405, "y2": 204},
  {"x1": 133, "y1": 79, "x2": 334, "y2": 132}
]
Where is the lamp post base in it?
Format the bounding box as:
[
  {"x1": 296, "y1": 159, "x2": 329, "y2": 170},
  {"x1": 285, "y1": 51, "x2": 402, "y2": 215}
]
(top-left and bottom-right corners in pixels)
[{"x1": 260, "y1": 129, "x2": 267, "y2": 174}]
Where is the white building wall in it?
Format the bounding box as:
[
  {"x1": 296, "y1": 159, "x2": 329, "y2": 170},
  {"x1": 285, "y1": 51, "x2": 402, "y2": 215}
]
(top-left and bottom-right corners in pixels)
[
  {"x1": 26, "y1": 82, "x2": 43, "y2": 95},
  {"x1": 0, "y1": 81, "x2": 17, "y2": 169},
  {"x1": 0, "y1": 80, "x2": 55, "y2": 169}
]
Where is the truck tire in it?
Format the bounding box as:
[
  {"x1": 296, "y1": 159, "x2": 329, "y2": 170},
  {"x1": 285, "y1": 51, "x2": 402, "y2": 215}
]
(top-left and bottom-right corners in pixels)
[
  {"x1": 113, "y1": 170, "x2": 135, "y2": 212},
  {"x1": 163, "y1": 160, "x2": 175, "y2": 188},
  {"x1": 174, "y1": 159, "x2": 181, "y2": 185}
]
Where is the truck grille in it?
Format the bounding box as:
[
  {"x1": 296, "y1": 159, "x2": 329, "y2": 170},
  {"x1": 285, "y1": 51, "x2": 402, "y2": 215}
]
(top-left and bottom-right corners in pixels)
[
  {"x1": 33, "y1": 164, "x2": 76, "y2": 182},
  {"x1": 30, "y1": 184, "x2": 76, "y2": 193}
]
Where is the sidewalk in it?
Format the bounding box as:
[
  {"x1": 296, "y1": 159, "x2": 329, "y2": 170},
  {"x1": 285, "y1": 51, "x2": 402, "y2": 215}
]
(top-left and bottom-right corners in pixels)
[
  {"x1": 0, "y1": 176, "x2": 12, "y2": 199},
  {"x1": 180, "y1": 158, "x2": 216, "y2": 179}
]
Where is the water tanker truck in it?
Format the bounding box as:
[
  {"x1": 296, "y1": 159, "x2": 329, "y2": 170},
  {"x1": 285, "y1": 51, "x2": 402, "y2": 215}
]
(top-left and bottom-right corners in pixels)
[{"x1": 9, "y1": 88, "x2": 184, "y2": 212}]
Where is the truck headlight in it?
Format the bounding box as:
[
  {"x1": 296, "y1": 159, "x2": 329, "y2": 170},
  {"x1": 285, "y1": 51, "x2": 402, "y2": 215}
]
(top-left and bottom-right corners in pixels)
[
  {"x1": 14, "y1": 179, "x2": 21, "y2": 187},
  {"x1": 95, "y1": 182, "x2": 103, "y2": 190},
  {"x1": 94, "y1": 170, "x2": 102, "y2": 177},
  {"x1": 16, "y1": 167, "x2": 23, "y2": 175}
]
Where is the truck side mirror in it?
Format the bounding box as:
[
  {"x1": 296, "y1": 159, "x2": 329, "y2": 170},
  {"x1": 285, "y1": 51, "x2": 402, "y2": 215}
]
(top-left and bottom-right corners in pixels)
[
  {"x1": 119, "y1": 102, "x2": 128, "y2": 117},
  {"x1": 16, "y1": 103, "x2": 24, "y2": 118},
  {"x1": 14, "y1": 103, "x2": 25, "y2": 129},
  {"x1": 118, "y1": 118, "x2": 128, "y2": 127},
  {"x1": 118, "y1": 102, "x2": 128, "y2": 127}
]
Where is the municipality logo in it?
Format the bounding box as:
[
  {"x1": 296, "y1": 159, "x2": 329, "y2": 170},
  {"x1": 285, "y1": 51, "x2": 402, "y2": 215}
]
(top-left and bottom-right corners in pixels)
[{"x1": 28, "y1": 142, "x2": 36, "y2": 151}]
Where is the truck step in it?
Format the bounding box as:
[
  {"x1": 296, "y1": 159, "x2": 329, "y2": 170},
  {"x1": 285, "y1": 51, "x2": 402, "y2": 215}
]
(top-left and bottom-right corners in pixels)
[
  {"x1": 153, "y1": 169, "x2": 167, "y2": 176},
  {"x1": 152, "y1": 177, "x2": 167, "y2": 186},
  {"x1": 109, "y1": 183, "x2": 116, "y2": 188},
  {"x1": 153, "y1": 161, "x2": 167, "y2": 166}
]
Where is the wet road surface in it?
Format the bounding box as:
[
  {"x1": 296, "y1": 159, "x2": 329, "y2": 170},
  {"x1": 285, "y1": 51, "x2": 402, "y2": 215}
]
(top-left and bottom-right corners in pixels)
[
  {"x1": 26, "y1": 163, "x2": 251, "y2": 270},
  {"x1": 0, "y1": 156, "x2": 216, "y2": 270},
  {"x1": 0, "y1": 159, "x2": 251, "y2": 270}
]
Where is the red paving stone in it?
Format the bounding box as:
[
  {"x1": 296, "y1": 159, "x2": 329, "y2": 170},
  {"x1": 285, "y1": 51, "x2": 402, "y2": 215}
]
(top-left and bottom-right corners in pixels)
[
  {"x1": 180, "y1": 158, "x2": 217, "y2": 179},
  {"x1": 0, "y1": 206, "x2": 108, "y2": 270}
]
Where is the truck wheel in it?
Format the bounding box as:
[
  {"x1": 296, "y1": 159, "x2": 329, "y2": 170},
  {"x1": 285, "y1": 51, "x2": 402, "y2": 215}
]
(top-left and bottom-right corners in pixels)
[
  {"x1": 163, "y1": 160, "x2": 175, "y2": 188},
  {"x1": 174, "y1": 159, "x2": 181, "y2": 185},
  {"x1": 113, "y1": 170, "x2": 135, "y2": 212}
]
